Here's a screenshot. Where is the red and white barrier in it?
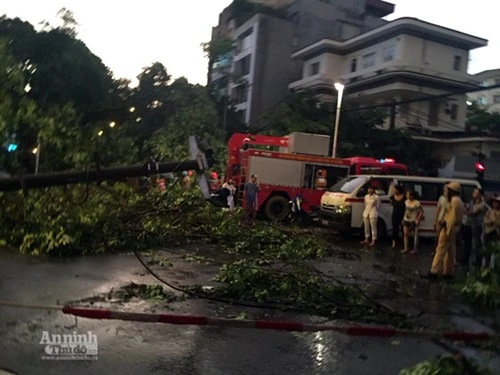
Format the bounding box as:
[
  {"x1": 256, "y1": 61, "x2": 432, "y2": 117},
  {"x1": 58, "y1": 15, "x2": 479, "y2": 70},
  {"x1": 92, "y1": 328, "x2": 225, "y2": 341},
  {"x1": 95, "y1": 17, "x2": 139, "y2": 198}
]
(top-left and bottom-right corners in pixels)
[
  {"x1": 0, "y1": 301, "x2": 496, "y2": 341},
  {"x1": 61, "y1": 306, "x2": 497, "y2": 341}
]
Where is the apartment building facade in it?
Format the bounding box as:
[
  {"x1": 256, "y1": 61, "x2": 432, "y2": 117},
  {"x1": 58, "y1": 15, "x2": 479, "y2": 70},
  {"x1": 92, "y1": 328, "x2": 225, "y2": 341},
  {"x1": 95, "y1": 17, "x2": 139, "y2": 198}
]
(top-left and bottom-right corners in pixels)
[
  {"x1": 468, "y1": 69, "x2": 500, "y2": 113},
  {"x1": 208, "y1": 0, "x2": 395, "y2": 126},
  {"x1": 289, "y1": 18, "x2": 488, "y2": 133}
]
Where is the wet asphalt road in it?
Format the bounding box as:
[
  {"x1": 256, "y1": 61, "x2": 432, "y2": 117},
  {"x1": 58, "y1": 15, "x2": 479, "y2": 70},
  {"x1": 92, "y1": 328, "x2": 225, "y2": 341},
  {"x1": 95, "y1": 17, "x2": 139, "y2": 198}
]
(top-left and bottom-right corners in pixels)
[{"x1": 0, "y1": 245, "x2": 493, "y2": 375}]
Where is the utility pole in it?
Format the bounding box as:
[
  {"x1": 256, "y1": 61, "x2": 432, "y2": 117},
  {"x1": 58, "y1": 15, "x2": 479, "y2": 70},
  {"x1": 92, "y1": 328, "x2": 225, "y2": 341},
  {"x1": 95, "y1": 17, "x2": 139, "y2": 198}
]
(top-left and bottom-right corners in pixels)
[
  {"x1": 0, "y1": 136, "x2": 215, "y2": 194},
  {"x1": 34, "y1": 141, "x2": 41, "y2": 175}
]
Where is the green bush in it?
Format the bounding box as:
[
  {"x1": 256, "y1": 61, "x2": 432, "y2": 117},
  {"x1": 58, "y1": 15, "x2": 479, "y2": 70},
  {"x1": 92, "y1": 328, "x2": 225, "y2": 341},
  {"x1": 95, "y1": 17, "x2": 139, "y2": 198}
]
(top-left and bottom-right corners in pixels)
[{"x1": 399, "y1": 355, "x2": 494, "y2": 375}]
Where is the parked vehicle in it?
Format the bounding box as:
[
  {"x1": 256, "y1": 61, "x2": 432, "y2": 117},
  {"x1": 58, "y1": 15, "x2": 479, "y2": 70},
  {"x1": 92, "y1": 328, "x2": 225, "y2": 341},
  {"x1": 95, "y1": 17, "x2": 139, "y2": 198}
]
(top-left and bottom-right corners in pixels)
[
  {"x1": 345, "y1": 157, "x2": 408, "y2": 175},
  {"x1": 224, "y1": 133, "x2": 410, "y2": 221},
  {"x1": 284, "y1": 195, "x2": 319, "y2": 224},
  {"x1": 320, "y1": 175, "x2": 481, "y2": 238}
]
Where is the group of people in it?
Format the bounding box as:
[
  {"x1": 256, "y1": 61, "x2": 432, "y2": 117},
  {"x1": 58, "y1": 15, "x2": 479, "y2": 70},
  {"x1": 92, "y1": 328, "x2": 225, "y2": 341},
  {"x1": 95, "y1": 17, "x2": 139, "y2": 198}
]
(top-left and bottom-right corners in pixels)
[
  {"x1": 218, "y1": 174, "x2": 260, "y2": 222},
  {"x1": 429, "y1": 182, "x2": 499, "y2": 277},
  {"x1": 362, "y1": 180, "x2": 500, "y2": 278},
  {"x1": 361, "y1": 183, "x2": 424, "y2": 253}
]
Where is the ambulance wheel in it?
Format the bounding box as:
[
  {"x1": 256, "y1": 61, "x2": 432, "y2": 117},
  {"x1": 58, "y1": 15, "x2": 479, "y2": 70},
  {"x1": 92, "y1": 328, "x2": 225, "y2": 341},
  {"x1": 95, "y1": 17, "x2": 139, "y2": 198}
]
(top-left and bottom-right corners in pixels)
[{"x1": 264, "y1": 195, "x2": 289, "y2": 221}]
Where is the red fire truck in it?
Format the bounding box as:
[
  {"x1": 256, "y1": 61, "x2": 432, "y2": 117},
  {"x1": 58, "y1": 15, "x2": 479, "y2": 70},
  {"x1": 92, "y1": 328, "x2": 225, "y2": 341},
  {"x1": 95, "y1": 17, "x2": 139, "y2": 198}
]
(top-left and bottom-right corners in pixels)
[{"x1": 225, "y1": 133, "x2": 408, "y2": 220}]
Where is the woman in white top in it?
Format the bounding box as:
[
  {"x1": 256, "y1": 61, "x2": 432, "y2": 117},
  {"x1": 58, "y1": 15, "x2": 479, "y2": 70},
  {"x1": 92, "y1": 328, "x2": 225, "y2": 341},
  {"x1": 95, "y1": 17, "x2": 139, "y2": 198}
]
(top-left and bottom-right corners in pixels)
[
  {"x1": 222, "y1": 179, "x2": 236, "y2": 211},
  {"x1": 402, "y1": 189, "x2": 424, "y2": 254},
  {"x1": 361, "y1": 185, "x2": 381, "y2": 247}
]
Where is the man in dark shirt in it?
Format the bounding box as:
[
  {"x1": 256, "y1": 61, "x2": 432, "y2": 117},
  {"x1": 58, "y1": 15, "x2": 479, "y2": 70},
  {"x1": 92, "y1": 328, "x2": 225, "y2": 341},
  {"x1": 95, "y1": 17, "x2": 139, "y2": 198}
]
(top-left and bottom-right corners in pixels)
[{"x1": 244, "y1": 174, "x2": 260, "y2": 221}]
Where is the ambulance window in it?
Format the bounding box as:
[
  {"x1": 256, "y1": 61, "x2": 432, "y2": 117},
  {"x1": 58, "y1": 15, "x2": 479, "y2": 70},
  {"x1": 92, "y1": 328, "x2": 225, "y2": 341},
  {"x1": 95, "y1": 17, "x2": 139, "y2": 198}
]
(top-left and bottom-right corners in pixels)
[
  {"x1": 399, "y1": 182, "x2": 439, "y2": 201},
  {"x1": 357, "y1": 178, "x2": 390, "y2": 197},
  {"x1": 330, "y1": 176, "x2": 365, "y2": 193}
]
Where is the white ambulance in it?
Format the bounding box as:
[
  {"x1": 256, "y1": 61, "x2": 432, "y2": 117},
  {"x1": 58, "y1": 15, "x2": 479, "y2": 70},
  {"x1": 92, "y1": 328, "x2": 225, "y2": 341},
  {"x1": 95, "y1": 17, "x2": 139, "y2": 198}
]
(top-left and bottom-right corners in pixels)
[{"x1": 320, "y1": 175, "x2": 481, "y2": 238}]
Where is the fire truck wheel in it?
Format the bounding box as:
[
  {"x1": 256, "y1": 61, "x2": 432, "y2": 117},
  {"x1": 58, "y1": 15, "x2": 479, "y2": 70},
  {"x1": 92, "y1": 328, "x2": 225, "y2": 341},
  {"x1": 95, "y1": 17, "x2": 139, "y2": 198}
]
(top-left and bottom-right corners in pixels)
[{"x1": 264, "y1": 195, "x2": 290, "y2": 221}]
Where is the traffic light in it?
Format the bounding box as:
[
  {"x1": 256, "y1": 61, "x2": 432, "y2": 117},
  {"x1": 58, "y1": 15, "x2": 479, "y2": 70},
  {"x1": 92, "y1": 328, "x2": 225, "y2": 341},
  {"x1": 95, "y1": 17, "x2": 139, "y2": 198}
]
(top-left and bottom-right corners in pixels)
[
  {"x1": 475, "y1": 161, "x2": 485, "y2": 184},
  {"x1": 7, "y1": 143, "x2": 18, "y2": 152}
]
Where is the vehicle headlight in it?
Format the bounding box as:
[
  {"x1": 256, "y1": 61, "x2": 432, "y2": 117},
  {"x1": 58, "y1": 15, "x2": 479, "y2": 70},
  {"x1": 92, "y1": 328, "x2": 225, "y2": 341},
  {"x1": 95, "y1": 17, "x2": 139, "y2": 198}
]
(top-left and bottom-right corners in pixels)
[{"x1": 335, "y1": 205, "x2": 351, "y2": 214}]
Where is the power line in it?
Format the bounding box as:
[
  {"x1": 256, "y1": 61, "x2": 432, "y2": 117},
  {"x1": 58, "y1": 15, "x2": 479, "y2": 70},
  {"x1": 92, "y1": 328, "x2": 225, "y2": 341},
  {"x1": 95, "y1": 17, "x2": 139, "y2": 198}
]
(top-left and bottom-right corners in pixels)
[
  {"x1": 398, "y1": 106, "x2": 464, "y2": 132},
  {"x1": 251, "y1": 83, "x2": 500, "y2": 133}
]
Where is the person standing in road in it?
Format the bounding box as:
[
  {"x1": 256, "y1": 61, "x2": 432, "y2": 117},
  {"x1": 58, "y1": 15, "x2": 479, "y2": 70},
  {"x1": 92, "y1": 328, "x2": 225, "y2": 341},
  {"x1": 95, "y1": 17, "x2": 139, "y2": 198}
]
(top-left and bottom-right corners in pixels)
[
  {"x1": 429, "y1": 181, "x2": 465, "y2": 279},
  {"x1": 482, "y1": 196, "x2": 500, "y2": 268},
  {"x1": 434, "y1": 183, "x2": 449, "y2": 234},
  {"x1": 244, "y1": 174, "x2": 260, "y2": 222},
  {"x1": 462, "y1": 188, "x2": 488, "y2": 269},
  {"x1": 401, "y1": 190, "x2": 424, "y2": 254},
  {"x1": 222, "y1": 178, "x2": 237, "y2": 212},
  {"x1": 361, "y1": 184, "x2": 380, "y2": 247},
  {"x1": 390, "y1": 184, "x2": 406, "y2": 249}
]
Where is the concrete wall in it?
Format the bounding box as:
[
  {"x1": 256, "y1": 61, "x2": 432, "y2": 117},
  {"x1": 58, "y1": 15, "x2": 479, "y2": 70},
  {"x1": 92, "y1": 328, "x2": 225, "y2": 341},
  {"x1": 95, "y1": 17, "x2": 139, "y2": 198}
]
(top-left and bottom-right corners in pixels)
[
  {"x1": 399, "y1": 35, "x2": 469, "y2": 78},
  {"x1": 250, "y1": 15, "x2": 294, "y2": 126},
  {"x1": 301, "y1": 53, "x2": 343, "y2": 80},
  {"x1": 392, "y1": 95, "x2": 467, "y2": 131}
]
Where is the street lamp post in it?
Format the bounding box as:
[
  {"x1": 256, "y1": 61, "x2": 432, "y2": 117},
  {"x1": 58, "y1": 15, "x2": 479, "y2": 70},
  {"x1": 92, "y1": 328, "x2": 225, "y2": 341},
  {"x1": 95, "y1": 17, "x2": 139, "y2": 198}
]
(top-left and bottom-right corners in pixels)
[
  {"x1": 332, "y1": 82, "x2": 345, "y2": 159},
  {"x1": 33, "y1": 142, "x2": 40, "y2": 175}
]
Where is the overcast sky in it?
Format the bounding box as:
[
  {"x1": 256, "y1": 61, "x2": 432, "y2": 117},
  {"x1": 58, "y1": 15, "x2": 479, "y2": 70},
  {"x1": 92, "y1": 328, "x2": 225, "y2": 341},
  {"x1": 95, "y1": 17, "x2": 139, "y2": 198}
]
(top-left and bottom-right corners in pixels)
[{"x1": 2, "y1": 0, "x2": 498, "y2": 85}]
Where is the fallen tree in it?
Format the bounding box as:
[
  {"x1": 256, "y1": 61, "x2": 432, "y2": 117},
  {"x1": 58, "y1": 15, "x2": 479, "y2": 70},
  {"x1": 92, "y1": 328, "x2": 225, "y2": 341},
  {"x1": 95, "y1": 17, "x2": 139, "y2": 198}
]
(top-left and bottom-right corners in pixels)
[{"x1": 0, "y1": 182, "x2": 406, "y2": 324}]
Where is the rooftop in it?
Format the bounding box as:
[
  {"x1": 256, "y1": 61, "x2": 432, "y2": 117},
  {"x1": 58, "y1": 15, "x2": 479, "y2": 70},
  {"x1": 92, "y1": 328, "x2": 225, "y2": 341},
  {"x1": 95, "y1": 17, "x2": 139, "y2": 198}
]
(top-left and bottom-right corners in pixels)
[
  {"x1": 473, "y1": 69, "x2": 500, "y2": 79},
  {"x1": 365, "y1": 0, "x2": 395, "y2": 18},
  {"x1": 292, "y1": 17, "x2": 488, "y2": 59}
]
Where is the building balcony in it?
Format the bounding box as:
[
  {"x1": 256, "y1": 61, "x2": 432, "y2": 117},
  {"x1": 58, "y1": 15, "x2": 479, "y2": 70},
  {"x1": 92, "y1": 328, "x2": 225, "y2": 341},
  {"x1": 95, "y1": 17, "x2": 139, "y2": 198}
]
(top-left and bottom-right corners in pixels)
[
  {"x1": 289, "y1": 64, "x2": 481, "y2": 97},
  {"x1": 342, "y1": 64, "x2": 480, "y2": 88},
  {"x1": 288, "y1": 74, "x2": 335, "y2": 91}
]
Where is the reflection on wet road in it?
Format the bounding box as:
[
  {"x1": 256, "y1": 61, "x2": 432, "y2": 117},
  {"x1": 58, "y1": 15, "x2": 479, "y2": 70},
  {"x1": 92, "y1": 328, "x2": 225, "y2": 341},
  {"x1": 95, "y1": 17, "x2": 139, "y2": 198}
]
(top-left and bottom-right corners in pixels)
[{"x1": 0, "y1": 239, "x2": 497, "y2": 375}]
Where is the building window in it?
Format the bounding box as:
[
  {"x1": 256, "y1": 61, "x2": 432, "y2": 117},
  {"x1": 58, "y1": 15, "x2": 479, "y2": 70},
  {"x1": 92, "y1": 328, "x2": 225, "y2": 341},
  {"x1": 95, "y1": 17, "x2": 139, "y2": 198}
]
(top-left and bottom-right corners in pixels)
[
  {"x1": 350, "y1": 58, "x2": 357, "y2": 73},
  {"x1": 362, "y1": 52, "x2": 376, "y2": 69},
  {"x1": 232, "y1": 83, "x2": 248, "y2": 104},
  {"x1": 453, "y1": 55, "x2": 462, "y2": 71},
  {"x1": 450, "y1": 104, "x2": 458, "y2": 120},
  {"x1": 494, "y1": 95, "x2": 500, "y2": 104},
  {"x1": 309, "y1": 62, "x2": 320, "y2": 76},
  {"x1": 236, "y1": 27, "x2": 253, "y2": 53},
  {"x1": 235, "y1": 55, "x2": 251, "y2": 76},
  {"x1": 236, "y1": 110, "x2": 247, "y2": 123},
  {"x1": 383, "y1": 45, "x2": 395, "y2": 62}
]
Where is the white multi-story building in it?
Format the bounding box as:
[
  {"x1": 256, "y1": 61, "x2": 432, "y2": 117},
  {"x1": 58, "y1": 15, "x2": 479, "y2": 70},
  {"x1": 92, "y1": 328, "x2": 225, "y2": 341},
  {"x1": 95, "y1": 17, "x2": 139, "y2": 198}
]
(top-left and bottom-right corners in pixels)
[
  {"x1": 208, "y1": 0, "x2": 395, "y2": 126},
  {"x1": 468, "y1": 69, "x2": 500, "y2": 113},
  {"x1": 289, "y1": 18, "x2": 488, "y2": 133}
]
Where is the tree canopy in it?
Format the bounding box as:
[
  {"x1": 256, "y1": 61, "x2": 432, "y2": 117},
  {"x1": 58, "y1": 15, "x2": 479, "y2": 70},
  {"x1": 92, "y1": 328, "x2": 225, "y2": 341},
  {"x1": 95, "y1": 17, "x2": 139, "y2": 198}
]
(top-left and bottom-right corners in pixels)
[
  {"x1": 466, "y1": 100, "x2": 500, "y2": 132},
  {"x1": 0, "y1": 12, "x2": 228, "y2": 174}
]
